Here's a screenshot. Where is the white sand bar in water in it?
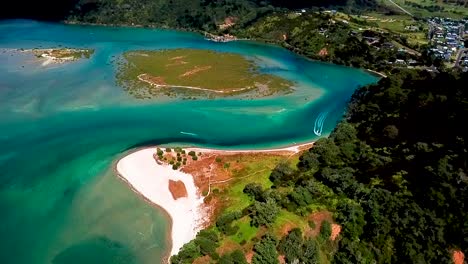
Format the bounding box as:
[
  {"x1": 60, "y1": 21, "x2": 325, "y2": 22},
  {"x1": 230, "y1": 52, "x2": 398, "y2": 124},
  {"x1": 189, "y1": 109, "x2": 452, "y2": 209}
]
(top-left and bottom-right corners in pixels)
[{"x1": 116, "y1": 148, "x2": 205, "y2": 257}]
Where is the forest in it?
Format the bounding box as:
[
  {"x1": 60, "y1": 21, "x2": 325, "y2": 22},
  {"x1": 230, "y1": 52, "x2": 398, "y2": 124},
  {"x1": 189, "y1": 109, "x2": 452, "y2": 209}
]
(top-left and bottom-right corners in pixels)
[{"x1": 172, "y1": 69, "x2": 468, "y2": 263}]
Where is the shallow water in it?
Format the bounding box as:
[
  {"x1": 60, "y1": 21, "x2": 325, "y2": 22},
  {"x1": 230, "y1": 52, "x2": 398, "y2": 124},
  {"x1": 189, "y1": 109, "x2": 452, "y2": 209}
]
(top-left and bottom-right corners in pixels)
[{"x1": 0, "y1": 20, "x2": 378, "y2": 263}]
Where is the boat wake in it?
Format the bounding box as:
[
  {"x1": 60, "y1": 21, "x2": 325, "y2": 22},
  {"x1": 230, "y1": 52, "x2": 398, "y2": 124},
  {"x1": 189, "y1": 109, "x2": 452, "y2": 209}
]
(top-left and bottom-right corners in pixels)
[
  {"x1": 313, "y1": 112, "x2": 328, "y2": 136},
  {"x1": 180, "y1": 131, "x2": 198, "y2": 137}
]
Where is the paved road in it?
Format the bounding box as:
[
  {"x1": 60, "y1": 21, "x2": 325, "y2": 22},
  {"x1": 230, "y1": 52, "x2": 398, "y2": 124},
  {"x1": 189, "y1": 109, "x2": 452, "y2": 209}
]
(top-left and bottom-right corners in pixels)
[{"x1": 387, "y1": 0, "x2": 414, "y2": 16}]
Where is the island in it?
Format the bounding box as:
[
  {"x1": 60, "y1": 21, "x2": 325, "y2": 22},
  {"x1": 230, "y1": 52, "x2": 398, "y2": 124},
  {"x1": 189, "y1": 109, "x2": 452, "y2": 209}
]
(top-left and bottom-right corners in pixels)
[
  {"x1": 23, "y1": 48, "x2": 94, "y2": 66},
  {"x1": 116, "y1": 49, "x2": 294, "y2": 99}
]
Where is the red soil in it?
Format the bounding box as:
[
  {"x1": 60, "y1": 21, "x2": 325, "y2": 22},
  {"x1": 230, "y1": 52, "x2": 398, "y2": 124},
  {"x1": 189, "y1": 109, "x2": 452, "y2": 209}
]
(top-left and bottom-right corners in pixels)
[
  {"x1": 330, "y1": 223, "x2": 342, "y2": 241},
  {"x1": 453, "y1": 250, "x2": 464, "y2": 264},
  {"x1": 168, "y1": 180, "x2": 188, "y2": 200},
  {"x1": 318, "y1": 48, "x2": 329, "y2": 57}
]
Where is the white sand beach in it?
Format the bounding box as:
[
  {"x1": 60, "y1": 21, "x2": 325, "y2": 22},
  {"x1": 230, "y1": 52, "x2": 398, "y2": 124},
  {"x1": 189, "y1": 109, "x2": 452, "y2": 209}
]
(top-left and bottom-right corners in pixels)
[
  {"x1": 186, "y1": 141, "x2": 314, "y2": 155},
  {"x1": 116, "y1": 148, "x2": 205, "y2": 257}
]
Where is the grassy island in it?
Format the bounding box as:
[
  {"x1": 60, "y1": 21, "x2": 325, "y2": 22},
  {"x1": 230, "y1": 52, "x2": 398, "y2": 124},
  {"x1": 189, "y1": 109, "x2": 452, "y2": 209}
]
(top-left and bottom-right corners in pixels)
[{"x1": 117, "y1": 49, "x2": 293, "y2": 99}]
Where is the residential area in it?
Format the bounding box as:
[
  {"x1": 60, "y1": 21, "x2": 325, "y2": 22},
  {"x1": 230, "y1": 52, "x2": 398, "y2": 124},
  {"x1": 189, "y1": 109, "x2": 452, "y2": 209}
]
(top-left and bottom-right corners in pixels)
[{"x1": 428, "y1": 17, "x2": 468, "y2": 71}]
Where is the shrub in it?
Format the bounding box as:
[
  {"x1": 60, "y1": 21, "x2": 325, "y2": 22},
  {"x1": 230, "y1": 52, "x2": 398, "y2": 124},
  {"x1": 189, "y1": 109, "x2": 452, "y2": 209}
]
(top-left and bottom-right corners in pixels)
[
  {"x1": 216, "y1": 157, "x2": 222, "y2": 163},
  {"x1": 169, "y1": 160, "x2": 174, "y2": 165},
  {"x1": 188, "y1": 151, "x2": 196, "y2": 156},
  {"x1": 177, "y1": 156, "x2": 182, "y2": 162},
  {"x1": 165, "y1": 148, "x2": 172, "y2": 152},
  {"x1": 156, "y1": 148, "x2": 164, "y2": 156},
  {"x1": 192, "y1": 156, "x2": 198, "y2": 161},
  {"x1": 175, "y1": 147, "x2": 182, "y2": 153}
]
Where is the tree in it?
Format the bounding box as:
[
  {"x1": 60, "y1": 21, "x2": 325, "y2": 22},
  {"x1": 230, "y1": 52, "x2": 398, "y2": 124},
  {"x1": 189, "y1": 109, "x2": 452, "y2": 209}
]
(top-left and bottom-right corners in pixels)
[
  {"x1": 219, "y1": 250, "x2": 248, "y2": 264},
  {"x1": 252, "y1": 234, "x2": 279, "y2": 264},
  {"x1": 269, "y1": 162, "x2": 296, "y2": 186},
  {"x1": 278, "y1": 228, "x2": 303, "y2": 263},
  {"x1": 251, "y1": 198, "x2": 280, "y2": 227},
  {"x1": 302, "y1": 239, "x2": 319, "y2": 264},
  {"x1": 319, "y1": 220, "x2": 332, "y2": 242},
  {"x1": 243, "y1": 183, "x2": 264, "y2": 201},
  {"x1": 216, "y1": 211, "x2": 242, "y2": 235}
]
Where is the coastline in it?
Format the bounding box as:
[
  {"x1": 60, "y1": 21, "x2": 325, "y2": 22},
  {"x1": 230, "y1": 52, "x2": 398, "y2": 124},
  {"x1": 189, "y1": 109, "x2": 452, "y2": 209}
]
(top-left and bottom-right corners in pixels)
[{"x1": 114, "y1": 141, "x2": 314, "y2": 262}]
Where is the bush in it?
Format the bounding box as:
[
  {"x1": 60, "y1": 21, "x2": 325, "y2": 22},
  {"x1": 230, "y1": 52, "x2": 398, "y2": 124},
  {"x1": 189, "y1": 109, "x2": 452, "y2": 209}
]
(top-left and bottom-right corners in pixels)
[
  {"x1": 169, "y1": 160, "x2": 174, "y2": 165},
  {"x1": 172, "y1": 164, "x2": 179, "y2": 170},
  {"x1": 156, "y1": 148, "x2": 164, "y2": 156},
  {"x1": 192, "y1": 156, "x2": 198, "y2": 161},
  {"x1": 177, "y1": 156, "x2": 182, "y2": 162},
  {"x1": 216, "y1": 157, "x2": 222, "y2": 162},
  {"x1": 175, "y1": 147, "x2": 182, "y2": 153},
  {"x1": 224, "y1": 163, "x2": 230, "y2": 169},
  {"x1": 216, "y1": 211, "x2": 242, "y2": 235},
  {"x1": 319, "y1": 220, "x2": 332, "y2": 242},
  {"x1": 165, "y1": 148, "x2": 172, "y2": 152},
  {"x1": 188, "y1": 151, "x2": 196, "y2": 156}
]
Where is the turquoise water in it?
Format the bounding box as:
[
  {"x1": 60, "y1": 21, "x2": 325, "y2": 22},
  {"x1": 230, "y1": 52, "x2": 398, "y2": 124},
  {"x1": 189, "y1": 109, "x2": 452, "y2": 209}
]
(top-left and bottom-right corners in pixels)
[{"x1": 0, "y1": 20, "x2": 378, "y2": 264}]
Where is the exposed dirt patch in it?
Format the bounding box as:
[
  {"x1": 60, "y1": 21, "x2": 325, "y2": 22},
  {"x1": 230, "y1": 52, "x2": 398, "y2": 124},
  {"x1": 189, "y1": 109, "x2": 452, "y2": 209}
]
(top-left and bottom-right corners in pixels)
[
  {"x1": 453, "y1": 250, "x2": 464, "y2": 264},
  {"x1": 169, "y1": 56, "x2": 187, "y2": 60},
  {"x1": 179, "y1": 65, "x2": 212, "y2": 77},
  {"x1": 245, "y1": 251, "x2": 254, "y2": 264},
  {"x1": 306, "y1": 211, "x2": 333, "y2": 237},
  {"x1": 318, "y1": 48, "x2": 329, "y2": 57},
  {"x1": 279, "y1": 222, "x2": 298, "y2": 237},
  {"x1": 217, "y1": 239, "x2": 242, "y2": 256},
  {"x1": 168, "y1": 180, "x2": 188, "y2": 200},
  {"x1": 218, "y1": 16, "x2": 238, "y2": 30},
  {"x1": 331, "y1": 223, "x2": 342, "y2": 241},
  {"x1": 193, "y1": 255, "x2": 211, "y2": 264},
  {"x1": 278, "y1": 255, "x2": 286, "y2": 264}
]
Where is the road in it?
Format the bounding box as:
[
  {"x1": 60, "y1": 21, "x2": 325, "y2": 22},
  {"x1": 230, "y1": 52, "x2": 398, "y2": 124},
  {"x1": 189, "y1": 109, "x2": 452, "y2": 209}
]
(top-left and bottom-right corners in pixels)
[{"x1": 386, "y1": 0, "x2": 413, "y2": 16}]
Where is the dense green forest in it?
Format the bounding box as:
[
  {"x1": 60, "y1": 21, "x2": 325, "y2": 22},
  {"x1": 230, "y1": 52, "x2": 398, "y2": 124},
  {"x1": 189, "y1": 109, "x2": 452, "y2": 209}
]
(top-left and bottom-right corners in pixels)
[
  {"x1": 172, "y1": 69, "x2": 468, "y2": 263},
  {"x1": 0, "y1": 0, "x2": 375, "y2": 22}
]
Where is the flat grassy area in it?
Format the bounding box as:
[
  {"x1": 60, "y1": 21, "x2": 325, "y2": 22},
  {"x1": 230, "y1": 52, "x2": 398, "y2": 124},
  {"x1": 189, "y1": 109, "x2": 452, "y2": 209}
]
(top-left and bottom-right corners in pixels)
[
  {"x1": 377, "y1": 0, "x2": 468, "y2": 19},
  {"x1": 117, "y1": 49, "x2": 293, "y2": 99}
]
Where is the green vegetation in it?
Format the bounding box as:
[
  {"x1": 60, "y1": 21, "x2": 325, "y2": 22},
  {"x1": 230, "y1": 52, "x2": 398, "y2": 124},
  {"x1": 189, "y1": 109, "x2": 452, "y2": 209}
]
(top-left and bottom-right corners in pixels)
[
  {"x1": 376, "y1": 0, "x2": 468, "y2": 19},
  {"x1": 235, "y1": 12, "x2": 420, "y2": 72},
  {"x1": 117, "y1": 49, "x2": 293, "y2": 99},
  {"x1": 173, "y1": 69, "x2": 468, "y2": 263}
]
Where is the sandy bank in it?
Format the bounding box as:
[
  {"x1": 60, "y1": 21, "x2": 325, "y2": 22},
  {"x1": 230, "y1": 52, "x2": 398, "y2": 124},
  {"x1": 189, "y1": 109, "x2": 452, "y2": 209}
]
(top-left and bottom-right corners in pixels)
[{"x1": 116, "y1": 148, "x2": 205, "y2": 257}]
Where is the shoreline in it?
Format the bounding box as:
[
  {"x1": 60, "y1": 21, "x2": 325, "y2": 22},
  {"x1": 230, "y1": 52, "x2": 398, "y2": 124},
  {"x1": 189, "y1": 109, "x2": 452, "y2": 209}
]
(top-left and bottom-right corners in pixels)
[{"x1": 114, "y1": 141, "x2": 314, "y2": 262}]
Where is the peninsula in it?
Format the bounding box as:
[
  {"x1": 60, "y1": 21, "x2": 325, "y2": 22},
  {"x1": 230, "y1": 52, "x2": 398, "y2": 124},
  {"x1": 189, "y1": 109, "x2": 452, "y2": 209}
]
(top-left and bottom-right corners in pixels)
[{"x1": 115, "y1": 143, "x2": 315, "y2": 259}]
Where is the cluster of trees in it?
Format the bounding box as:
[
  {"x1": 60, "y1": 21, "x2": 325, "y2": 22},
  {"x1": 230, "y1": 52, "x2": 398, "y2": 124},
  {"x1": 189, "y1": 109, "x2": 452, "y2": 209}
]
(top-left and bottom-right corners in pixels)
[{"x1": 295, "y1": 69, "x2": 468, "y2": 263}]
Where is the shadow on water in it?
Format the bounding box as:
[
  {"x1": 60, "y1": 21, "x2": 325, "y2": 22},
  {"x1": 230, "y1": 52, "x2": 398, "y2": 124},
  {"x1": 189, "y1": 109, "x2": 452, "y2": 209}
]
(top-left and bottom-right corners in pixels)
[{"x1": 52, "y1": 236, "x2": 137, "y2": 264}]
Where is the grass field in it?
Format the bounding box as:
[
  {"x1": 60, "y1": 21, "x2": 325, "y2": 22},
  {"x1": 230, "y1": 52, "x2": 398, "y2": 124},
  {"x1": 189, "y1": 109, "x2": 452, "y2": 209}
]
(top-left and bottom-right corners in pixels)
[
  {"x1": 117, "y1": 49, "x2": 293, "y2": 99},
  {"x1": 377, "y1": 0, "x2": 468, "y2": 19}
]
